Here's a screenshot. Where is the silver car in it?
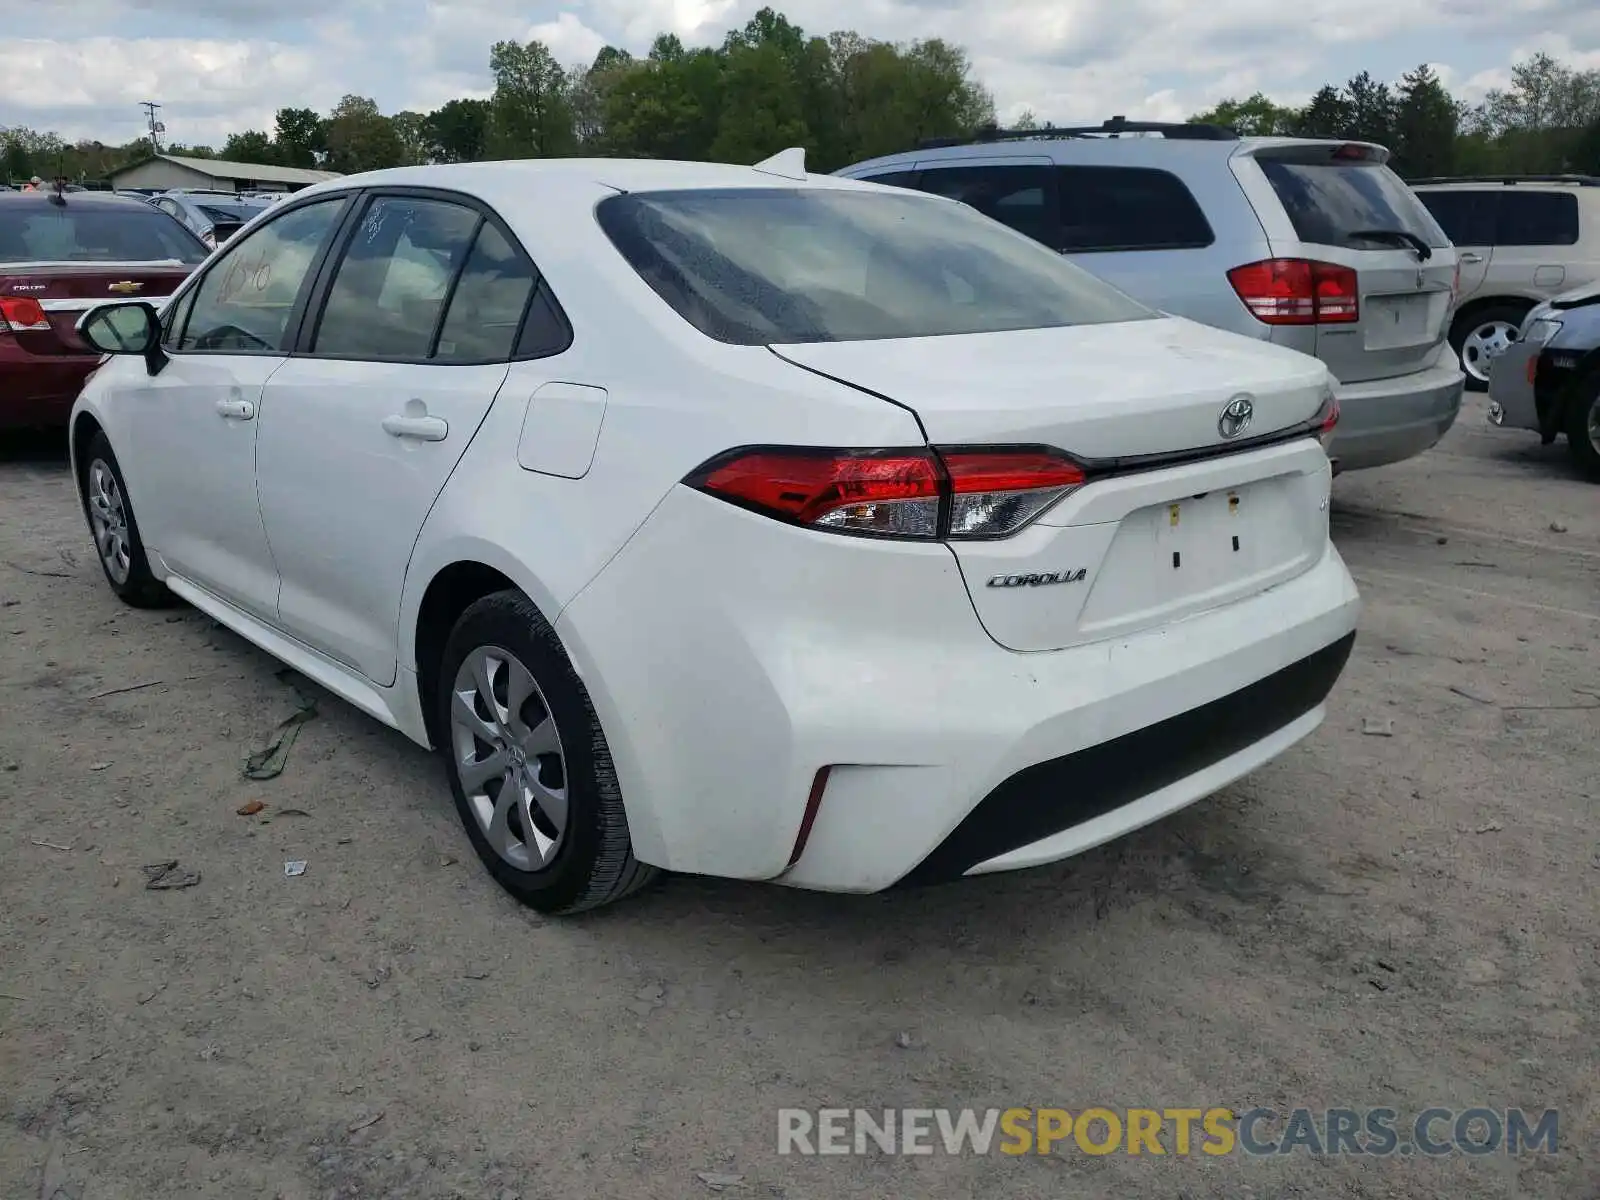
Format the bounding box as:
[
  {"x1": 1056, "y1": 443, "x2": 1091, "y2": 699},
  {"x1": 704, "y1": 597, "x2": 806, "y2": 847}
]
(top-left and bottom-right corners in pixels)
[
  {"x1": 1487, "y1": 282, "x2": 1600, "y2": 481},
  {"x1": 147, "y1": 190, "x2": 274, "y2": 251},
  {"x1": 836, "y1": 119, "x2": 1465, "y2": 472}
]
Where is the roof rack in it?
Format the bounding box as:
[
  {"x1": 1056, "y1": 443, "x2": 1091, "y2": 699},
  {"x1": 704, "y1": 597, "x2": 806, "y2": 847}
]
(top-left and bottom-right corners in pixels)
[
  {"x1": 1409, "y1": 174, "x2": 1600, "y2": 187},
  {"x1": 917, "y1": 115, "x2": 1239, "y2": 151}
]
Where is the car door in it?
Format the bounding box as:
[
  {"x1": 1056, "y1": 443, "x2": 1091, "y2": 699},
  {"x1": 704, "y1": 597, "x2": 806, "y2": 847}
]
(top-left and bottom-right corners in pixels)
[
  {"x1": 254, "y1": 191, "x2": 547, "y2": 686},
  {"x1": 127, "y1": 194, "x2": 350, "y2": 621},
  {"x1": 1416, "y1": 189, "x2": 1497, "y2": 303},
  {"x1": 1486, "y1": 190, "x2": 1580, "y2": 297}
]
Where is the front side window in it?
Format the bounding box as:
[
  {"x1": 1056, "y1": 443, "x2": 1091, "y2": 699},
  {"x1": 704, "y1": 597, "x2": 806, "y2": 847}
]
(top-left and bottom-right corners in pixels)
[
  {"x1": 596, "y1": 187, "x2": 1152, "y2": 346},
  {"x1": 1496, "y1": 192, "x2": 1579, "y2": 247},
  {"x1": 913, "y1": 165, "x2": 1056, "y2": 246},
  {"x1": 311, "y1": 196, "x2": 480, "y2": 360},
  {"x1": 178, "y1": 197, "x2": 346, "y2": 353},
  {"x1": 1056, "y1": 166, "x2": 1214, "y2": 252}
]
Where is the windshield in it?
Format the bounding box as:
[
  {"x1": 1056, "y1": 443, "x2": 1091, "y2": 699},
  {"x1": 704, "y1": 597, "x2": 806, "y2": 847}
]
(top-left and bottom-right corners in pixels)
[
  {"x1": 0, "y1": 204, "x2": 208, "y2": 265},
  {"x1": 596, "y1": 187, "x2": 1153, "y2": 345},
  {"x1": 196, "y1": 201, "x2": 269, "y2": 224},
  {"x1": 1257, "y1": 159, "x2": 1450, "y2": 251}
]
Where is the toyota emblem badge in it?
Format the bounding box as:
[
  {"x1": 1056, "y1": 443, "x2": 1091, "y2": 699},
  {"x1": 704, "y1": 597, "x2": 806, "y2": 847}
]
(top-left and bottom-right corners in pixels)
[{"x1": 1218, "y1": 394, "x2": 1254, "y2": 440}]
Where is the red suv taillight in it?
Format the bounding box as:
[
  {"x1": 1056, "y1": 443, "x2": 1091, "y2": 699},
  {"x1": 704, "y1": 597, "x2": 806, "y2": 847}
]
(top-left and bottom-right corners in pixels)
[
  {"x1": 687, "y1": 446, "x2": 1086, "y2": 541},
  {"x1": 0, "y1": 296, "x2": 50, "y2": 333},
  {"x1": 1228, "y1": 259, "x2": 1359, "y2": 325}
]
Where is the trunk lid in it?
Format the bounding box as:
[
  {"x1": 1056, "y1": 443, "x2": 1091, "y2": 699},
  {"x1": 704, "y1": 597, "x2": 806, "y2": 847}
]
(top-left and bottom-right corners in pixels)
[
  {"x1": 1241, "y1": 145, "x2": 1458, "y2": 385},
  {"x1": 773, "y1": 316, "x2": 1335, "y2": 652},
  {"x1": 1, "y1": 263, "x2": 190, "y2": 354}
]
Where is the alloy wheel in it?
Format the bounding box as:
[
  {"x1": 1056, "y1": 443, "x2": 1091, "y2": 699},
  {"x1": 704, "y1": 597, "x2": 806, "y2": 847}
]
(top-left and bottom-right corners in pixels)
[
  {"x1": 1588, "y1": 394, "x2": 1600, "y2": 457},
  {"x1": 450, "y1": 646, "x2": 568, "y2": 871},
  {"x1": 1460, "y1": 320, "x2": 1519, "y2": 384},
  {"x1": 86, "y1": 460, "x2": 132, "y2": 585}
]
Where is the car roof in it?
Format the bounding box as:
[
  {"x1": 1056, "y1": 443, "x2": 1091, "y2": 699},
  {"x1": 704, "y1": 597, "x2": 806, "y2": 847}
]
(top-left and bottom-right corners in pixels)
[{"x1": 0, "y1": 190, "x2": 159, "y2": 211}]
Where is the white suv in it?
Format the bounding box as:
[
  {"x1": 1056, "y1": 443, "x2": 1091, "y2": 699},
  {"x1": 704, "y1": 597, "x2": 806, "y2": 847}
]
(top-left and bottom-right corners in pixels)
[
  {"x1": 69, "y1": 156, "x2": 1359, "y2": 912},
  {"x1": 1412, "y1": 175, "x2": 1600, "y2": 389}
]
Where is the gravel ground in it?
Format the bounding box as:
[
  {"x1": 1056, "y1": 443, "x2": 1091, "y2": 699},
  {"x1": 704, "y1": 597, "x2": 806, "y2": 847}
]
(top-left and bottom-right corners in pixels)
[{"x1": 1, "y1": 394, "x2": 1596, "y2": 1199}]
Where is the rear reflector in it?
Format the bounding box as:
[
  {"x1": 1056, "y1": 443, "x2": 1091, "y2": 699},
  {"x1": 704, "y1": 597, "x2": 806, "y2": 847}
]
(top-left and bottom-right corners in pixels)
[
  {"x1": 0, "y1": 296, "x2": 50, "y2": 333},
  {"x1": 1314, "y1": 389, "x2": 1340, "y2": 451},
  {"x1": 1228, "y1": 259, "x2": 1359, "y2": 326},
  {"x1": 688, "y1": 446, "x2": 1086, "y2": 541},
  {"x1": 786, "y1": 766, "x2": 832, "y2": 868}
]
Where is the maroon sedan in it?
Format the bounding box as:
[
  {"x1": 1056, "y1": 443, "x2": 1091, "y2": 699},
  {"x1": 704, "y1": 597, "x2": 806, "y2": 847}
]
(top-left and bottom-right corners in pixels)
[{"x1": 2, "y1": 189, "x2": 208, "y2": 430}]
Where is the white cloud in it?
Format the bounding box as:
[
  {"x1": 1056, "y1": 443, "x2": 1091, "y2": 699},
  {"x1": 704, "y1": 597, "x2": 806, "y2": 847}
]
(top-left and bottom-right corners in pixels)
[{"x1": 1, "y1": 0, "x2": 1596, "y2": 148}]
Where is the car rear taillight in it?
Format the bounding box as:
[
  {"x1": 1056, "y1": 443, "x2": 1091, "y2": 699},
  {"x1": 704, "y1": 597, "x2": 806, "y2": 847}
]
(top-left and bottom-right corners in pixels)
[
  {"x1": 1228, "y1": 259, "x2": 1359, "y2": 325},
  {"x1": 687, "y1": 446, "x2": 1086, "y2": 540},
  {"x1": 0, "y1": 296, "x2": 50, "y2": 334},
  {"x1": 1313, "y1": 389, "x2": 1340, "y2": 452}
]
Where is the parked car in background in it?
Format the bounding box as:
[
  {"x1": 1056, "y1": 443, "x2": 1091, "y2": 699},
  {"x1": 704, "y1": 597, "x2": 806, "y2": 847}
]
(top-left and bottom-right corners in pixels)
[
  {"x1": 1486, "y1": 280, "x2": 1600, "y2": 479},
  {"x1": 1413, "y1": 176, "x2": 1600, "y2": 390},
  {"x1": 1, "y1": 189, "x2": 207, "y2": 430},
  {"x1": 148, "y1": 189, "x2": 274, "y2": 250},
  {"x1": 67, "y1": 155, "x2": 1358, "y2": 913},
  {"x1": 837, "y1": 120, "x2": 1465, "y2": 473}
]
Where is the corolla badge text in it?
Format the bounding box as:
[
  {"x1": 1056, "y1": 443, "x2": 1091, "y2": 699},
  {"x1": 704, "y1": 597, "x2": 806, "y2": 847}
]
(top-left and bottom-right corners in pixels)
[{"x1": 986, "y1": 569, "x2": 1087, "y2": 588}]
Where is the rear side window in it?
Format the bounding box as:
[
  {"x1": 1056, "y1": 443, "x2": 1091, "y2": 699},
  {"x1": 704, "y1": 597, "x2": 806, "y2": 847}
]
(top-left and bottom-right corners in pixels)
[
  {"x1": 858, "y1": 170, "x2": 920, "y2": 189},
  {"x1": 1056, "y1": 166, "x2": 1213, "y2": 252},
  {"x1": 1495, "y1": 191, "x2": 1579, "y2": 247},
  {"x1": 911, "y1": 165, "x2": 1056, "y2": 246},
  {"x1": 433, "y1": 223, "x2": 537, "y2": 363},
  {"x1": 1257, "y1": 159, "x2": 1450, "y2": 250},
  {"x1": 0, "y1": 203, "x2": 208, "y2": 265},
  {"x1": 1416, "y1": 190, "x2": 1497, "y2": 245}
]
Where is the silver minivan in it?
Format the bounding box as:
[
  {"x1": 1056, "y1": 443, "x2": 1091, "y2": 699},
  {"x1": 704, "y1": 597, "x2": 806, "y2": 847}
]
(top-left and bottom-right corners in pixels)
[{"x1": 837, "y1": 120, "x2": 1465, "y2": 471}]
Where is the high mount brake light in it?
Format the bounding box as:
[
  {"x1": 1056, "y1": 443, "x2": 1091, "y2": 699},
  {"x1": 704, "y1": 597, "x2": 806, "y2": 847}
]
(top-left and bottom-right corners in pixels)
[
  {"x1": 687, "y1": 447, "x2": 1086, "y2": 541},
  {"x1": 0, "y1": 296, "x2": 50, "y2": 333},
  {"x1": 1228, "y1": 259, "x2": 1359, "y2": 325}
]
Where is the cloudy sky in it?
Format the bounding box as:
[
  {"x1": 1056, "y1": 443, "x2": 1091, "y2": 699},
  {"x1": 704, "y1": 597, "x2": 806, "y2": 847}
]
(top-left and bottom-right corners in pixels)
[{"x1": 4, "y1": 0, "x2": 1599, "y2": 150}]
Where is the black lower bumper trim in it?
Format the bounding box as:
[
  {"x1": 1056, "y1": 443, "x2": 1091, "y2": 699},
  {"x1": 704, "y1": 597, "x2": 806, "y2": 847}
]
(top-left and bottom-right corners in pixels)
[{"x1": 896, "y1": 631, "x2": 1356, "y2": 888}]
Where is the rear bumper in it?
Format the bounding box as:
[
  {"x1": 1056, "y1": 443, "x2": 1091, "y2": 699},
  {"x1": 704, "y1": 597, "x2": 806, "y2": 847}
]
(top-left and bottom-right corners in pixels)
[
  {"x1": 557, "y1": 485, "x2": 1361, "y2": 892},
  {"x1": 0, "y1": 356, "x2": 98, "y2": 430},
  {"x1": 1327, "y1": 360, "x2": 1465, "y2": 470}
]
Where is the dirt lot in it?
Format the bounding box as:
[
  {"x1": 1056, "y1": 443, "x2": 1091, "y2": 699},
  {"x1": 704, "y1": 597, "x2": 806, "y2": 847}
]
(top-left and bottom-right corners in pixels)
[{"x1": 1, "y1": 395, "x2": 1596, "y2": 1200}]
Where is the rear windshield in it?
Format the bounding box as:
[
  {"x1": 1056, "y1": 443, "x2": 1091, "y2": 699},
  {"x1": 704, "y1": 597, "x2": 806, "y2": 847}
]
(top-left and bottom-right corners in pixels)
[
  {"x1": 0, "y1": 204, "x2": 208, "y2": 265},
  {"x1": 1257, "y1": 159, "x2": 1450, "y2": 251},
  {"x1": 196, "y1": 201, "x2": 267, "y2": 224},
  {"x1": 596, "y1": 187, "x2": 1152, "y2": 345}
]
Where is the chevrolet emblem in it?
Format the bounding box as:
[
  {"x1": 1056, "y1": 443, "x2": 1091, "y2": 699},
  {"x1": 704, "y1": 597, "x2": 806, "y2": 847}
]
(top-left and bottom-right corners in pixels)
[{"x1": 107, "y1": 280, "x2": 144, "y2": 294}]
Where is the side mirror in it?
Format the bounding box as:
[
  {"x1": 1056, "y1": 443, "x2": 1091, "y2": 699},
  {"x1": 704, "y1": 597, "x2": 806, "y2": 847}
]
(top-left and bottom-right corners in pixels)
[{"x1": 77, "y1": 302, "x2": 166, "y2": 375}]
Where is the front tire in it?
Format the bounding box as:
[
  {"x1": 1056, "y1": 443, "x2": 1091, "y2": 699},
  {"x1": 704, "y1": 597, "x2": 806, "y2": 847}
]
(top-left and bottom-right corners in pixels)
[
  {"x1": 80, "y1": 432, "x2": 172, "y2": 608},
  {"x1": 1565, "y1": 375, "x2": 1600, "y2": 483},
  {"x1": 435, "y1": 590, "x2": 658, "y2": 914},
  {"x1": 1451, "y1": 303, "x2": 1530, "y2": 392}
]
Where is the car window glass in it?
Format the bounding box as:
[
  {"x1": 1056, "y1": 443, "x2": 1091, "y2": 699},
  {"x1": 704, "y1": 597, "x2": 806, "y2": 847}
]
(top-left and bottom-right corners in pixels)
[
  {"x1": 313, "y1": 196, "x2": 480, "y2": 360},
  {"x1": 859, "y1": 170, "x2": 919, "y2": 189},
  {"x1": 0, "y1": 204, "x2": 208, "y2": 265},
  {"x1": 596, "y1": 187, "x2": 1152, "y2": 346},
  {"x1": 1495, "y1": 192, "x2": 1579, "y2": 247},
  {"x1": 433, "y1": 222, "x2": 537, "y2": 363},
  {"x1": 1415, "y1": 190, "x2": 1497, "y2": 246},
  {"x1": 161, "y1": 286, "x2": 198, "y2": 345},
  {"x1": 912, "y1": 166, "x2": 1056, "y2": 245},
  {"x1": 1258, "y1": 160, "x2": 1450, "y2": 249},
  {"x1": 178, "y1": 198, "x2": 344, "y2": 353},
  {"x1": 1056, "y1": 166, "x2": 1214, "y2": 252}
]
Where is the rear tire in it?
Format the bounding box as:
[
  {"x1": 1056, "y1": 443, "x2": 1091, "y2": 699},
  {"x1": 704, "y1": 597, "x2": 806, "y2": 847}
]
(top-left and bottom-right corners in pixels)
[
  {"x1": 79, "y1": 432, "x2": 173, "y2": 608},
  {"x1": 435, "y1": 589, "x2": 658, "y2": 914},
  {"x1": 1564, "y1": 375, "x2": 1600, "y2": 483},
  {"x1": 1451, "y1": 303, "x2": 1531, "y2": 392}
]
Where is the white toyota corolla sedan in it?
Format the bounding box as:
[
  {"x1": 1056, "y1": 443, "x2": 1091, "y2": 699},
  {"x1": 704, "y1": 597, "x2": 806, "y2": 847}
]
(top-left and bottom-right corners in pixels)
[{"x1": 68, "y1": 153, "x2": 1360, "y2": 913}]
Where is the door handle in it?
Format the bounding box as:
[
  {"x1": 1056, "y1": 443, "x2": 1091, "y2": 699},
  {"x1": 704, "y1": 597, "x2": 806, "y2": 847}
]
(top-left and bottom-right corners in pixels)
[
  {"x1": 1459, "y1": 252, "x2": 1484, "y2": 264},
  {"x1": 382, "y1": 413, "x2": 449, "y2": 442},
  {"x1": 215, "y1": 398, "x2": 255, "y2": 420}
]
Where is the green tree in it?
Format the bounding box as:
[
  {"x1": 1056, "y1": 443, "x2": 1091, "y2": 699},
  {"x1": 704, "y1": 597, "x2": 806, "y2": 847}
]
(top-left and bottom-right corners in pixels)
[
  {"x1": 222, "y1": 129, "x2": 278, "y2": 165},
  {"x1": 322, "y1": 95, "x2": 404, "y2": 173},
  {"x1": 1390, "y1": 64, "x2": 1457, "y2": 178},
  {"x1": 488, "y1": 38, "x2": 577, "y2": 157},
  {"x1": 1343, "y1": 71, "x2": 1397, "y2": 148},
  {"x1": 423, "y1": 98, "x2": 490, "y2": 163},
  {"x1": 1191, "y1": 93, "x2": 1300, "y2": 135},
  {"x1": 390, "y1": 110, "x2": 430, "y2": 165},
  {"x1": 1297, "y1": 85, "x2": 1353, "y2": 137},
  {"x1": 710, "y1": 42, "x2": 809, "y2": 162},
  {"x1": 273, "y1": 107, "x2": 326, "y2": 168}
]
